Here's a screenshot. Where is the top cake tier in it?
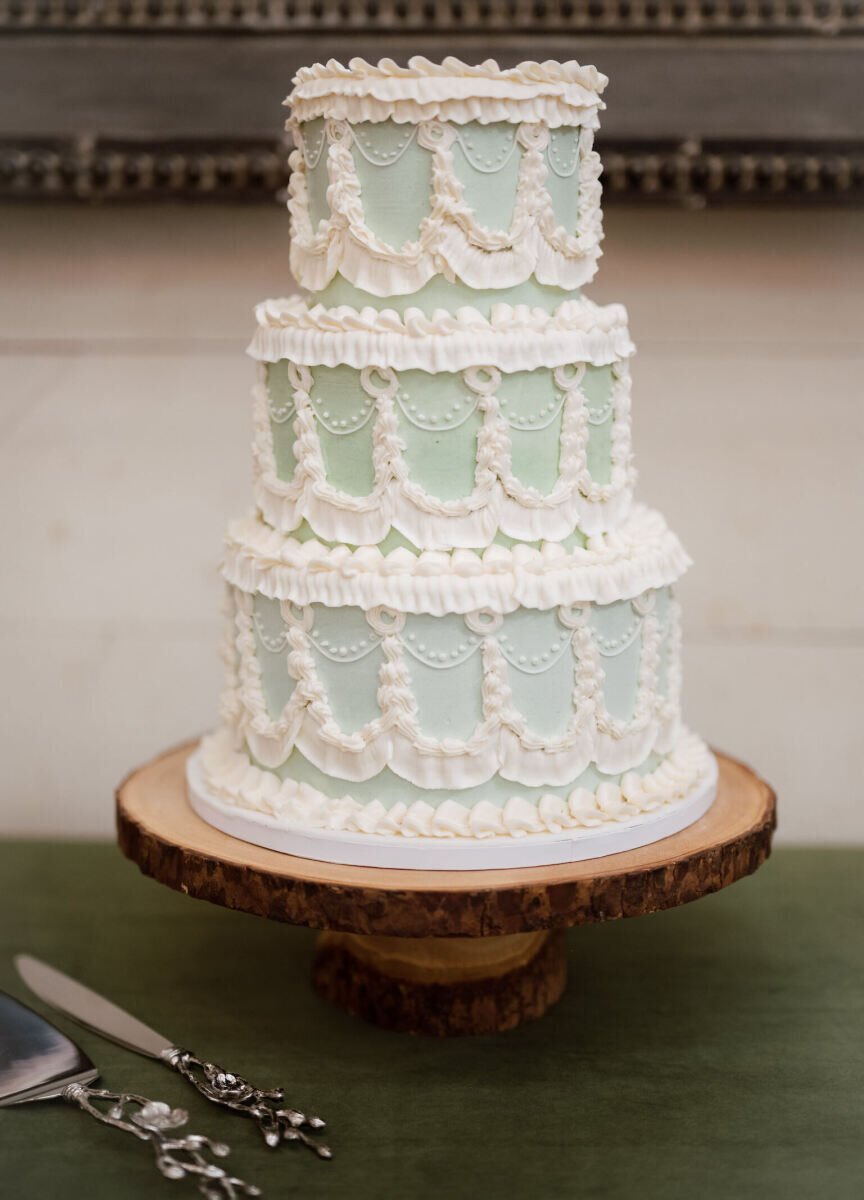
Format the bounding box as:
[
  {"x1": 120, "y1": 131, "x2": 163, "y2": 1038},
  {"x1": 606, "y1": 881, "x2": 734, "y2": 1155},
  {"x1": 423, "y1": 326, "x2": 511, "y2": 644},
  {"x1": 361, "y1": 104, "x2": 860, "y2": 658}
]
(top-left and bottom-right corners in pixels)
[{"x1": 285, "y1": 57, "x2": 607, "y2": 298}]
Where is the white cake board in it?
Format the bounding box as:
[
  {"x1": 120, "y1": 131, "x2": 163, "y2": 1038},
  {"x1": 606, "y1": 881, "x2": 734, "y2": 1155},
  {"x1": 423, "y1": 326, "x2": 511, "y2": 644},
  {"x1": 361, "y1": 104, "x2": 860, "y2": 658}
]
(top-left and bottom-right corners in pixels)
[{"x1": 186, "y1": 751, "x2": 719, "y2": 871}]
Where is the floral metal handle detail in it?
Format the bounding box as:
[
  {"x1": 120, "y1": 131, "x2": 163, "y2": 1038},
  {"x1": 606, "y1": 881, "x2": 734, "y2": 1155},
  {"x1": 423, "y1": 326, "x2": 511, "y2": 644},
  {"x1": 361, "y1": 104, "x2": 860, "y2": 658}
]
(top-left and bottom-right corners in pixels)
[
  {"x1": 63, "y1": 1084, "x2": 260, "y2": 1197},
  {"x1": 163, "y1": 1048, "x2": 331, "y2": 1157}
]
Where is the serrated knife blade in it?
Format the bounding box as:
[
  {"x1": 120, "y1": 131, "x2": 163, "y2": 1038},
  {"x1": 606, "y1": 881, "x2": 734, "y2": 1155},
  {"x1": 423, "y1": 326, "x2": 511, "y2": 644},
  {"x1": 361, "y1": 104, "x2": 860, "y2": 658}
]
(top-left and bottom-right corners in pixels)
[{"x1": 14, "y1": 954, "x2": 330, "y2": 1156}]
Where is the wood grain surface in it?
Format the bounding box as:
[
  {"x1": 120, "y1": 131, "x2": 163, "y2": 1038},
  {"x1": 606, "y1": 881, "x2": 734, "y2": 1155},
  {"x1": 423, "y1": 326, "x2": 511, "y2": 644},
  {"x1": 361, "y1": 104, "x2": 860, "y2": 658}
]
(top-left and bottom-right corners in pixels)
[
  {"x1": 117, "y1": 742, "x2": 776, "y2": 939},
  {"x1": 311, "y1": 929, "x2": 568, "y2": 1036}
]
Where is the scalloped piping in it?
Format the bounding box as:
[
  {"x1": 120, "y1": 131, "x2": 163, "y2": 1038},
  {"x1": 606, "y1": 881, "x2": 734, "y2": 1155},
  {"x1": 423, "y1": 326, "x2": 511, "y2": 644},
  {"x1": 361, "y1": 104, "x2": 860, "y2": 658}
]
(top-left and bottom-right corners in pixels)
[
  {"x1": 222, "y1": 586, "x2": 680, "y2": 787},
  {"x1": 286, "y1": 120, "x2": 603, "y2": 295},
  {"x1": 286, "y1": 57, "x2": 607, "y2": 128},
  {"x1": 195, "y1": 727, "x2": 712, "y2": 842},
  {"x1": 251, "y1": 357, "x2": 635, "y2": 549}
]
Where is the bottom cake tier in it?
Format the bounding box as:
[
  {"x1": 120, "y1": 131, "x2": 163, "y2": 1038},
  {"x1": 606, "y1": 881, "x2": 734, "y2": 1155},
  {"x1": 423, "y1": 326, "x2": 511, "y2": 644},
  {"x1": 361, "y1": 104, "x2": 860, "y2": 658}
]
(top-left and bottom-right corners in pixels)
[
  {"x1": 187, "y1": 505, "x2": 718, "y2": 868},
  {"x1": 189, "y1": 728, "x2": 716, "y2": 869}
]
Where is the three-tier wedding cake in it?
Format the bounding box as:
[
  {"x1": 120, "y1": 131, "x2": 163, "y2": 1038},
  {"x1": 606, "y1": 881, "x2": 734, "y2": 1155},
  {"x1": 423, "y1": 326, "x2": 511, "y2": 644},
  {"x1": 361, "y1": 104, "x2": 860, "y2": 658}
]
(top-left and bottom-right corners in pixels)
[{"x1": 187, "y1": 57, "x2": 718, "y2": 869}]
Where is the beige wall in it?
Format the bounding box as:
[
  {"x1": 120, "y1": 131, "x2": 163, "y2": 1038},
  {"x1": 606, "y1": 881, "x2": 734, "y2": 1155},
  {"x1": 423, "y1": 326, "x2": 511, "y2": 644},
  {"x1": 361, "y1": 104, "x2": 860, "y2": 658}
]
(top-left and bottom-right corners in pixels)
[{"x1": 2, "y1": 204, "x2": 861, "y2": 841}]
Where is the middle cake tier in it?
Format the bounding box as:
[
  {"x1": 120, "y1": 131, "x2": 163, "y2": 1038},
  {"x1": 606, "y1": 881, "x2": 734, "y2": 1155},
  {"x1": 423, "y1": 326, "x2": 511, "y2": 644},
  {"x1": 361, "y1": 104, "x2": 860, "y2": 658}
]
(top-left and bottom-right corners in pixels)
[{"x1": 249, "y1": 294, "x2": 636, "y2": 548}]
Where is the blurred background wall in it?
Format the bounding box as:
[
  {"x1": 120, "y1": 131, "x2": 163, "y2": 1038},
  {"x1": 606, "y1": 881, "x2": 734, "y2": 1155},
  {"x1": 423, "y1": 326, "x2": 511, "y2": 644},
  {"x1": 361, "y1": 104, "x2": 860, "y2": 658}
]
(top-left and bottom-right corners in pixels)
[
  {"x1": 4, "y1": 203, "x2": 861, "y2": 842},
  {"x1": 1, "y1": 6, "x2": 862, "y2": 841}
]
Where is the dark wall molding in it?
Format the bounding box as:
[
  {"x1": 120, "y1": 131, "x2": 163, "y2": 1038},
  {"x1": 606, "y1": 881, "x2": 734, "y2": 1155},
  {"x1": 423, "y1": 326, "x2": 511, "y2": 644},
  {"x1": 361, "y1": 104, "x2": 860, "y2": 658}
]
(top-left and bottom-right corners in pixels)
[
  {"x1": 1, "y1": 7, "x2": 860, "y2": 203},
  {"x1": 3, "y1": 136, "x2": 861, "y2": 203},
  {"x1": 1, "y1": 0, "x2": 861, "y2": 36}
]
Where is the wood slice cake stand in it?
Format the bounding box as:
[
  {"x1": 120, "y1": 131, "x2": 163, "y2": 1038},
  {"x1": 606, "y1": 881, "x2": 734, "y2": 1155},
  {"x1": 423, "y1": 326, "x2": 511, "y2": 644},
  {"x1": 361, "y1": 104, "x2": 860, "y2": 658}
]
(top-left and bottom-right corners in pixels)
[{"x1": 116, "y1": 742, "x2": 776, "y2": 1037}]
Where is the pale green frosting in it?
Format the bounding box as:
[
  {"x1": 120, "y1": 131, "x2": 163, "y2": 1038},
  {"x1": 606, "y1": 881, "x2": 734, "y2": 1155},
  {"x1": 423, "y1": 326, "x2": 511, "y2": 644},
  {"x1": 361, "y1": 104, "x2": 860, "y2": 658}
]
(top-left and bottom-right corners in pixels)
[
  {"x1": 497, "y1": 367, "x2": 563, "y2": 494},
  {"x1": 309, "y1": 605, "x2": 384, "y2": 729},
  {"x1": 350, "y1": 121, "x2": 434, "y2": 247},
  {"x1": 263, "y1": 358, "x2": 617, "y2": 525},
  {"x1": 403, "y1": 611, "x2": 486, "y2": 739},
  {"x1": 394, "y1": 369, "x2": 483, "y2": 500},
  {"x1": 310, "y1": 274, "x2": 574, "y2": 318},
  {"x1": 267, "y1": 360, "x2": 299, "y2": 481},
  {"x1": 450, "y1": 121, "x2": 523, "y2": 232},
  {"x1": 307, "y1": 365, "x2": 377, "y2": 495},
  {"x1": 544, "y1": 125, "x2": 582, "y2": 231},
  {"x1": 249, "y1": 595, "x2": 297, "y2": 719},
  {"x1": 301, "y1": 117, "x2": 330, "y2": 229},
  {"x1": 583, "y1": 363, "x2": 614, "y2": 483},
  {"x1": 250, "y1": 589, "x2": 675, "y2": 755}
]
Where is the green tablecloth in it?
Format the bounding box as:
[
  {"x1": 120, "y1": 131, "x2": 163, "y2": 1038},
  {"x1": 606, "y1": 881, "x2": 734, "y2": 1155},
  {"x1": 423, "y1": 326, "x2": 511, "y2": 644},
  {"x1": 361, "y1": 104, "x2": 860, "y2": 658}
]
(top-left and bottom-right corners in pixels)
[{"x1": 0, "y1": 843, "x2": 861, "y2": 1199}]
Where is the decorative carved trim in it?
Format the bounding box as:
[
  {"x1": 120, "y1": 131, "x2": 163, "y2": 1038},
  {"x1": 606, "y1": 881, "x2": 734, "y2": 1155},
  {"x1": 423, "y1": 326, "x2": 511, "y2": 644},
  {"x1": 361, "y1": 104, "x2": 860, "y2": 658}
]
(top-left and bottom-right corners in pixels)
[
  {"x1": 603, "y1": 139, "x2": 864, "y2": 206},
  {"x1": 0, "y1": 138, "x2": 289, "y2": 201},
  {"x1": 1, "y1": 136, "x2": 861, "y2": 204},
  {"x1": 0, "y1": 0, "x2": 860, "y2": 34}
]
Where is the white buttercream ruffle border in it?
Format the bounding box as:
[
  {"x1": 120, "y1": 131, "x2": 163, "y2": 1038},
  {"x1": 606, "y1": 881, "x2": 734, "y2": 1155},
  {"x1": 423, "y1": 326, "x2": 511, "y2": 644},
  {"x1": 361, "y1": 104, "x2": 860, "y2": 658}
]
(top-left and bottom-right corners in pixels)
[
  {"x1": 250, "y1": 296, "x2": 634, "y2": 374},
  {"x1": 222, "y1": 504, "x2": 690, "y2": 616},
  {"x1": 285, "y1": 57, "x2": 607, "y2": 128},
  {"x1": 188, "y1": 730, "x2": 717, "y2": 869}
]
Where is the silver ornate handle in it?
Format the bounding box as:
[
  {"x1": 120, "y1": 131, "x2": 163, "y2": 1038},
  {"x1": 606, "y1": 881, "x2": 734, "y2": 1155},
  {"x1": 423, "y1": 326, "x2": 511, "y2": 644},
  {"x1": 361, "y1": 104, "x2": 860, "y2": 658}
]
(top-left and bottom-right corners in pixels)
[
  {"x1": 63, "y1": 1084, "x2": 261, "y2": 1198},
  {"x1": 162, "y1": 1048, "x2": 331, "y2": 1158}
]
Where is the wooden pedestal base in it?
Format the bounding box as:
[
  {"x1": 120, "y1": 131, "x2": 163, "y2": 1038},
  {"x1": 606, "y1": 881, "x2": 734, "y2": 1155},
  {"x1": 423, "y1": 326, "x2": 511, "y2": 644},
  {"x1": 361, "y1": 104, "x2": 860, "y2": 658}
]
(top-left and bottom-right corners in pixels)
[
  {"x1": 312, "y1": 930, "x2": 567, "y2": 1036},
  {"x1": 117, "y1": 743, "x2": 775, "y2": 1036}
]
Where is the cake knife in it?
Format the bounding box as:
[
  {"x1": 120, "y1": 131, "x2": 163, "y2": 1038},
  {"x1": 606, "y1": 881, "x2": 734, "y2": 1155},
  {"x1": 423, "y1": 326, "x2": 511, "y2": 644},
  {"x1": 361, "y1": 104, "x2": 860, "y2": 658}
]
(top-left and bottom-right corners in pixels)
[
  {"x1": 15, "y1": 954, "x2": 330, "y2": 1157},
  {"x1": 0, "y1": 990, "x2": 260, "y2": 1196}
]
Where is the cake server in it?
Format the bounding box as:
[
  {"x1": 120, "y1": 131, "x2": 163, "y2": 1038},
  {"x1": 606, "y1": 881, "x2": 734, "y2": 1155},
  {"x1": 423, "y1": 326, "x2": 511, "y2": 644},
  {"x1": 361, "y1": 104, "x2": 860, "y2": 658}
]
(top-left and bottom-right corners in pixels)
[
  {"x1": 15, "y1": 954, "x2": 330, "y2": 1157},
  {"x1": 0, "y1": 990, "x2": 260, "y2": 1196}
]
